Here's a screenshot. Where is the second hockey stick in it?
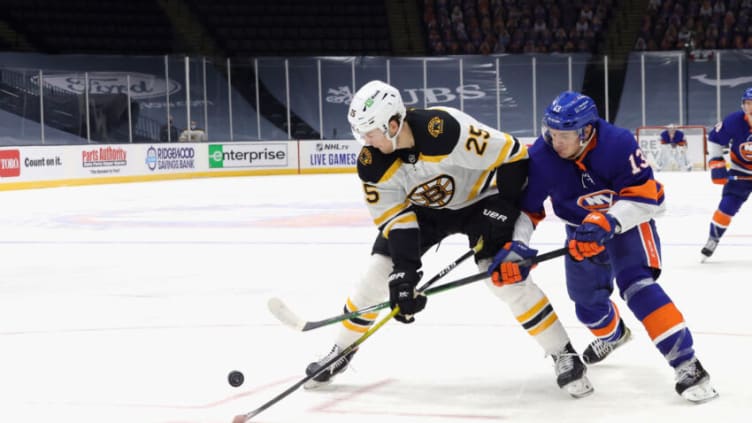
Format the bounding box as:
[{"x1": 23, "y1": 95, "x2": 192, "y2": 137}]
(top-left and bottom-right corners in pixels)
[
  {"x1": 413, "y1": 246, "x2": 567, "y2": 296},
  {"x1": 268, "y1": 238, "x2": 484, "y2": 332},
  {"x1": 268, "y1": 244, "x2": 566, "y2": 332}
]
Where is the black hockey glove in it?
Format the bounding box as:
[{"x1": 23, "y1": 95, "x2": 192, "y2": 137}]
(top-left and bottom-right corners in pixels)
[
  {"x1": 474, "y1": 197, "x2": 519, "y2": 257},
  {"x1": 388, "y1": 269, "x2": 426, "y2": 324}
]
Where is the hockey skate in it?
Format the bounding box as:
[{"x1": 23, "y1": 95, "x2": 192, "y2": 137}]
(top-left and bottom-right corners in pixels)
[
  {"x1": 675, "y1": 357, "x2": 719, "y2": 403},
  {"x1": 700, "y1": 237, "x2": 719, "y2": 262},
  {"x1": 582, "y1": 320, "x2": 632, "y2": 364},
  {"x1": 303, "y1": 345, "x2": 357, "y2": 389},
  {"x1": 552, "y1": 342, "x2": 594, "y2": 398}
]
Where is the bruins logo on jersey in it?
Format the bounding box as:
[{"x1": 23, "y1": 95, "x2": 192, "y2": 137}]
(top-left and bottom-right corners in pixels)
[
  {"x1": 427, "y1": 116, "x2": 444, "y2": 138},
  {"x1": 408, "y1": 175, "x2": 455, "y2": 207},
  {"x1": 358, "y1": 147, "x2": 373, "y2": 166}
]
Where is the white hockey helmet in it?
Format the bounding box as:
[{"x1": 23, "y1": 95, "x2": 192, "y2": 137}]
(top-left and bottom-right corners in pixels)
[{"x1": 348, "y1": 80, "x2": 406, "y2": 150}]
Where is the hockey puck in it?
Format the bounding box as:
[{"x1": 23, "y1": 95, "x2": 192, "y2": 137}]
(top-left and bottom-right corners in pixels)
[{"x1": 228, "y1": 370, "x2": 244, "y2": 387}]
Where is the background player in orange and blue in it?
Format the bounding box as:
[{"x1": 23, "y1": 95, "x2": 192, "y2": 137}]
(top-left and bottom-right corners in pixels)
[
  {"x1": 700, "y1": 86, "x2": 752, "y2": 261},
  {"x1": 657, "y1": 124, "x2": 691, "y2": 171},
  {"x1": 489, "y1": 91, "x2": 718, "y2": 402}
]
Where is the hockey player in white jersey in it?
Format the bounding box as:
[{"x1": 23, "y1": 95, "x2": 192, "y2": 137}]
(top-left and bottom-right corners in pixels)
[{"x1": 304, "y1": 80, "x2": 593, "y2": 398}]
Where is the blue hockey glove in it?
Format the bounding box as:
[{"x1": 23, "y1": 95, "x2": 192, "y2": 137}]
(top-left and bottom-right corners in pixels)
[
  {"x1": 568, "y1": 212, "x2": 618, "y2": 261},
  {"x1": 388, "y1": 269, "x2": 426, "y2": 324},
  {"x1": 487, "y1": 241, "x2": 538, "y2": 286},
  {"x1": 708, "y1": 157, "x2": 728, "y2": 185}
]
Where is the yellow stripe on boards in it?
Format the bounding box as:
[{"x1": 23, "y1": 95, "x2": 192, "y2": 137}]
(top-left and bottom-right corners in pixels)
[{"x1": 0, "y1": 168, "x2": 358, "y2": 192}]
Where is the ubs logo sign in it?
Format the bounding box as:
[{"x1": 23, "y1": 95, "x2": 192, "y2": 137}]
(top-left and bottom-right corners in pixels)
[
  {"x1": 326, "y1": 84, "x2": 486, "y2": 105},
  {"x1": 31, "y1": 72, "x2": 181, "y2": 100}
]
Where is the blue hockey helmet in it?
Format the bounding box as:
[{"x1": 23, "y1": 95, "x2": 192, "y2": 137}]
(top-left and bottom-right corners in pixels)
[
  {"x1": 742, "y1": 87, "x2": 752, "y2": 103},
  {"x1": 542, "y1": 91, "x2": 599, "y2": 143}
]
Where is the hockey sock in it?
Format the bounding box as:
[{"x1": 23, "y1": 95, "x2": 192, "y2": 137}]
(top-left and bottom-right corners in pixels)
[
  {"x1": 582, "y1": 300, "x2": 623, "y2": 342},
  {"x1": 623, "y1": 278, "x2": 694, "y2": 366},
  {"x1": 709, "y1": 212, "x2": 729, "y2": 240},
  {"x1": 334, "y1": 254, "x2": 390, "y2": 346},
  {"x1": 478, "y1": 258, "x2": 569, "y2": 353}
]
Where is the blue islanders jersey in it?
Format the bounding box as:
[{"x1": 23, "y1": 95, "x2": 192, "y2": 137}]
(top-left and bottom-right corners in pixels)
[
  {"x1": 709, "y1": 110, "x2": 752, "y2": 175},
  {"x1": 521, "y1": 119, "x2": 665, "y2": 228},
  {"x1": 660, "y1": 129, "x2": 687, "y2": 146}
]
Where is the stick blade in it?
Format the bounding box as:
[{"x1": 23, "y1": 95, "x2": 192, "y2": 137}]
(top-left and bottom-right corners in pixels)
[{"x1": 267, "y1": 297, "x2": 305, "y2": 331}]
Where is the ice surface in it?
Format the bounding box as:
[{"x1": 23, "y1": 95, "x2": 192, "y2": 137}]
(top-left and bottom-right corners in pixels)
[{"x1": 0, "y1": 171, "x2": 749, "y2": 423}]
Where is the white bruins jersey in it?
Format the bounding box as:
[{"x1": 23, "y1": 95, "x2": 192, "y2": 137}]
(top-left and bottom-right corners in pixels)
[{"x1": 356, "y1": 107, "x2": 527, "y2": 238}]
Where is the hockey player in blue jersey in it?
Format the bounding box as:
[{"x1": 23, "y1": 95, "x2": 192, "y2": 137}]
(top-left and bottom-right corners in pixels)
[
  {"x1": 700, "y1": 87, "x2": 752, "y2": 261},
  {"x1": 488, "y1": 91, "x2": 718, "y2": 403},
  {"x1": 657, "y1": 124, "x2": 691, "y2": 171}
]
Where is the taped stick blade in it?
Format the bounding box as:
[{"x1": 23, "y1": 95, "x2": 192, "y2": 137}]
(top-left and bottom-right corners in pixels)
[{"x1": 267, "y1": 297, "x2": 305, "y2": 331}]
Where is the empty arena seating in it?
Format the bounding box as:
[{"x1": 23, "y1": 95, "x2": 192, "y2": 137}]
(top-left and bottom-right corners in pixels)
[
  {"x1": 188, "y1": 0, "x2": 392, "y2": 57},
  {"x1": 3, "y1": 0, "x2": 176, "y2": 55}
]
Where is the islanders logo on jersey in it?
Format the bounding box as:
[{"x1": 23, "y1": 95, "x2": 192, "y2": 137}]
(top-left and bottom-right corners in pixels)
[
  {"x1": 428, "y1": 116, "x2": 444, "y2": 138},
  {"x1": 576, "y1": 189, "x2": 617, "y2": 212},
  {"x1": 740, "y1": 141, "x2": 752, "y2": 161}
]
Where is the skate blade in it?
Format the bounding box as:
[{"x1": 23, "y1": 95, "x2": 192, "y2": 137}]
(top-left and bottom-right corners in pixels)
[
  {"x1": 303, "y1": 378, "x2": 333, "y2": 390},
  {"x1": 681, "y1": 381, "x2": 719, "y2": 404},
  {"x1": 564, "y1": 376, "x2": 594, "y2": 399},
  {"x1": 303, "y1": 363, "x2": 350, "y2": 390}
]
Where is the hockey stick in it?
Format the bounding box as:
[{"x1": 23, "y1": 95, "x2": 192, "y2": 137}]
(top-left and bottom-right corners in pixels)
[
  {"x1": 729, "y1": 174, "x2": 752, "y2": 181},
  {"x1": 269, "y1": 245, "x2": 567, "y2": 332},
  {"x1": 268, "y1": 238, "x2": 484, "y2": 332},
  {"x1": 232, "y1": 246, "x2": 567, "y2": 423},
  {"x1": 416, "y1": 246, "x2": 567, "y2": 296},
  {"x1": 232, "y1": 306, "x2": 401, "y2": 423}
]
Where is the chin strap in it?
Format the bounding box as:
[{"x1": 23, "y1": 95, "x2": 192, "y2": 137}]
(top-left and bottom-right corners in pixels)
[
  {"x1": 386, "y1": 117, "x2": 405, "y2": 151},
  {"x1": 570, "y1": 127, "x2": 596, "y2": 161}
]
